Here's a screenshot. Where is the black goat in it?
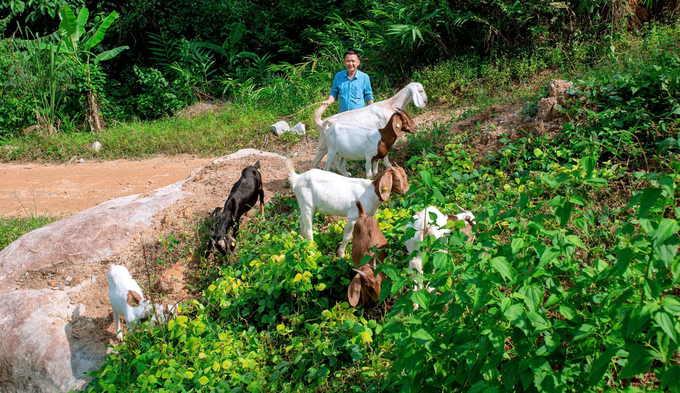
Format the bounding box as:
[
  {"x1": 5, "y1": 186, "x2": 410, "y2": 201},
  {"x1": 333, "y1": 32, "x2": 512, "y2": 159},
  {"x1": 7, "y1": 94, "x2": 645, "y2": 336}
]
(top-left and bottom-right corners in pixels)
[{"x1": 209, "y1": 160, "x2": 265, "y2": 255}]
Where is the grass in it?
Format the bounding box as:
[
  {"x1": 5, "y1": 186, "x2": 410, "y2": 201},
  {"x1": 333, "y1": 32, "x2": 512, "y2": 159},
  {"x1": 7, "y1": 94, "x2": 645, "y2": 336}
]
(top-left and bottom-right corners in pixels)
[{"x1": 0, "y1": 214, "x2": 56, "y2": 251}]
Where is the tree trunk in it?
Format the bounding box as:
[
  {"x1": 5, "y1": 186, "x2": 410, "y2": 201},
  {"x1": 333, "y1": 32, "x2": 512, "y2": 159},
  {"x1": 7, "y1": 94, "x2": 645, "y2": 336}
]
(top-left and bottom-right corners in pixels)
[{"x1": 87, "y1": 90, "x2": 104, "y2": 132}]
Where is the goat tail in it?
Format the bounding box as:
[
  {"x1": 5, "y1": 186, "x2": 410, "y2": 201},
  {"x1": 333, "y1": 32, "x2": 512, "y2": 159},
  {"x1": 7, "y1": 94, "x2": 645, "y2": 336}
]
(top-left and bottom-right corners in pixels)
[
  {"x1": 253, "y1": 160, "x2": 260, "y2": 170},
  {"x1": 355, "y1": 200, "x2": 366, "y2": 218},
  {"x1": 314, "y1": 105, "x2": 327, "y2": 131},
  {"x1": 284, "y1": 159, "x2": 298, "y2": 188}
]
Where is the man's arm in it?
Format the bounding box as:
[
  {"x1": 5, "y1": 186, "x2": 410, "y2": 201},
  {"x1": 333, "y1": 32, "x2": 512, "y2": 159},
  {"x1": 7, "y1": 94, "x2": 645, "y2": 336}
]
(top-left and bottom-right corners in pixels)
[
  {"x1": 322, "y1": 95, "x2": 336, "y2": 106},
  {"x1": 323, "y1": 73, "x2": 340, "y2": 106}
]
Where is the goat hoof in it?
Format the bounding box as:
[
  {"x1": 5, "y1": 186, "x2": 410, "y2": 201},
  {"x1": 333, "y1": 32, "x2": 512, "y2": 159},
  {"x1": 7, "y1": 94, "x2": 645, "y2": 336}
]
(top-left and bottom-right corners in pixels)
[{"x1": 335, "y1": 244, "x2": 346, "y2": 258}]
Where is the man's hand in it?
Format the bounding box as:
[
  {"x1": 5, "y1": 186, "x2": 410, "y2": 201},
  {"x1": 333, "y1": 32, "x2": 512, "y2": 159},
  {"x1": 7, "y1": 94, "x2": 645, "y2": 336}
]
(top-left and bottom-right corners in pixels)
[{"x1": 322, "y1": 96, "x2": 335, "y2": 106}]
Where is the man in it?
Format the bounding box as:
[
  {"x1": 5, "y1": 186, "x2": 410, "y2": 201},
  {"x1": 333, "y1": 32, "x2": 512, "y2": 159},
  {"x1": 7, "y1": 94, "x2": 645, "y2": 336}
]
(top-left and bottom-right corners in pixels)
[{"x1": 321, "y1": 49, "x2": 374, "y2": 112}]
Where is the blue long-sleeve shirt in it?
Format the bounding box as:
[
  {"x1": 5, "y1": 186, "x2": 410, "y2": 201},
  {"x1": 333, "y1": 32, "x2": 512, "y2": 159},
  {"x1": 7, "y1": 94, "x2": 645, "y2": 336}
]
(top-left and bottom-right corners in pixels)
[{"x1": 329, "y1": 69, "x2": 374, "y2": 113}]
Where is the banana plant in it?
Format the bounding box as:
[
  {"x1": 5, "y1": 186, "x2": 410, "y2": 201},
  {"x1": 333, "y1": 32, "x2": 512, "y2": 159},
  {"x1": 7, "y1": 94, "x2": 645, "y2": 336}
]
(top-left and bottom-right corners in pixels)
[{"x1": 57, "y1": 5, "x2": 128, "y2": 65}]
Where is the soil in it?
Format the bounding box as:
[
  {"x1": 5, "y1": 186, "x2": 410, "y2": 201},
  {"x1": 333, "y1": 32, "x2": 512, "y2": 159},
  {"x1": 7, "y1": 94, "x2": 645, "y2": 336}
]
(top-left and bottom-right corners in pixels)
[{"x1": 2, "y1": 100, "x2": 563, "y2": 354}]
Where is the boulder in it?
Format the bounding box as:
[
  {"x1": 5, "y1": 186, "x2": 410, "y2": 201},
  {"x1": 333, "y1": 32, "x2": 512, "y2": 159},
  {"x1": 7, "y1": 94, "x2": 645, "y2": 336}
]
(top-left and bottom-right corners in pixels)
[{"x1": 0, "y1": 182, "x2": 187, "y2": 392}]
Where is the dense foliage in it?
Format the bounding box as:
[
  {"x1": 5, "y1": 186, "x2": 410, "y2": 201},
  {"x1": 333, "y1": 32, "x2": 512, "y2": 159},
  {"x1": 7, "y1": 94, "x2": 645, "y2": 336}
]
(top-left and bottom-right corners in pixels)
[
  {"x1": 82, "y1": 27, "x2": 680, "y2": 392},
  {"x1": 1, "y1": 0, "x2": 679, "y2": 137}
]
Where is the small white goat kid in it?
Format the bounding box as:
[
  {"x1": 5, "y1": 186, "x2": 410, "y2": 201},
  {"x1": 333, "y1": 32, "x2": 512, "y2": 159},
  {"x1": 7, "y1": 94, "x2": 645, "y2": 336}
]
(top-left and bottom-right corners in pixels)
[
  {"x1": 285, "y1": 159, "x2": 409, "y2": 258},
  {"x1": 108, "y1": 264, "x2": 176, "y2": 341},
  {"x1": 405, "y1": 204, "x2": 476, "y2": 293},
  {"x1": 311, "y1": 82, "x2": 428, "y2": 169}
]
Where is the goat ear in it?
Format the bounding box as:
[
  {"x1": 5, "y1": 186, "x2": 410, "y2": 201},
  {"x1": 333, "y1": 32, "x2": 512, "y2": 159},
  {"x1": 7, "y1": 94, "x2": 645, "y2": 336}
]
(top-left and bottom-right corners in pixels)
[
  {"x1": 448, "y1": 215, "x2": 459, "y2": 222},
  {"x1": 376, "y1": 170, "x2": 393, "y2": 201},
  {"x1": 127, "y1": 290, "x2": 143, "y2": 307},
  {"x1": 348, "y1": 274, "x2": 362, "y2": 307},
  {"x1": 392, "y1": 116, "x2": 403, "y2": 138},
  {"x1": 377, "y1": 271, "x2": 387, "y2": 282}
]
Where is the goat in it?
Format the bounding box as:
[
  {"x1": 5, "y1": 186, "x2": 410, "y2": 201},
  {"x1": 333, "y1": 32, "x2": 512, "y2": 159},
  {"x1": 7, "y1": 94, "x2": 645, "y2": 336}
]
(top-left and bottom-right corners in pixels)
[
  {"x1": 325, "y1": 110, "x2": 416, "y2": 178},
  {"x1": 348, "y1": 200, "x2": 388, "y2": 306},
  {"x1": 405, "y1": 204, "x2": 475, "y2": 293},
  {"x1": 107, "y1": 265, "x2": 177, "y2": 341},
  {"x1": 209, "y1": 160, "x2": 265, "y2": 255},
  {"x1": 285, "y1": 159, "x2": 409, "y2": 258},
  {"x1": 311, "y1": 82, "x2": 428, "y2": 169}
]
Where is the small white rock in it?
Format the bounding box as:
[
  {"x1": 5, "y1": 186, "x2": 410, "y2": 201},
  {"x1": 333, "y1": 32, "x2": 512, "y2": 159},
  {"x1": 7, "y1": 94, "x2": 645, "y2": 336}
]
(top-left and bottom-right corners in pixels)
[
  {"x1": 270, "y1": 121, "x2": 291, "y2": 136},
  {"x1": 90, "y1": 141, "x2": 102, "y2": 152},
  {"x1": 78, "y1": 158, "x2": 85, "y2": 163},
  {"x1": 290, "y1": 122, "x2": 306, "y2": 135}
]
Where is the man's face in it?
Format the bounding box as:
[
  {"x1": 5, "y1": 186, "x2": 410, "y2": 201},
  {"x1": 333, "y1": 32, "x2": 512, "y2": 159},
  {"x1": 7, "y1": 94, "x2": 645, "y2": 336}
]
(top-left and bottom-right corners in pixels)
[{"x1": 344, "y1": 54, "x2": 360, "y2": 74}]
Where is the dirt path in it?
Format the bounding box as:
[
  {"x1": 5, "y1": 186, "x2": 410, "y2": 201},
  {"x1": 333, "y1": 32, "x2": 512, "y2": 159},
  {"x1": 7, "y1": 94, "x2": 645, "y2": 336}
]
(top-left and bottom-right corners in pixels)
[{"x1": 0, "y1": 155, "x2": 213, "y2": 217}]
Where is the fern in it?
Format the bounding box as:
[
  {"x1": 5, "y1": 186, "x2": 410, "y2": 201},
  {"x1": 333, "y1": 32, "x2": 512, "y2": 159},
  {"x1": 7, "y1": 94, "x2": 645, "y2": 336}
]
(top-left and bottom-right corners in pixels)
[{"x1": 147, "y1": 32, "x2": 179, "y2": 76}]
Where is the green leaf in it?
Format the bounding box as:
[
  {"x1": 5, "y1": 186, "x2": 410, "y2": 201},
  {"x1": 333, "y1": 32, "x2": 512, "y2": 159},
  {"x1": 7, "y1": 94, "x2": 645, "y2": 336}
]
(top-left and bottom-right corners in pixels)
[
  {"x1": 94, "y1": 46, "x2": 128, "y2": 64},
  {"x1": 618, "y1": 344, "x2": 653, "y2": 380},
  {"x1": 504, "y1": 304, "x2": 530, "y2": 336},
  {"x1": 566, "y1": 235, "x2": 586, "y2": 250},
  {"x1": 653, "y1": 219, "x2": 680, "y2": 244},
  {"x1": 655, "y1": 311, "x2": 678, "y2": 343},
  {"x1": 58, "y1": 5, "x2": 79, "y2": 53},
  {"x1": 198, "y1": 376, "x2": 209, "y2": 386},
  {"x1": 228, "y1": 22, "x2": 246, "y2": 45},
  {"x1": 432, "y1": 187, "x2": 445, "y2": 204},
  {"x1": 662, "y1": 296, "x2": 680, "y2": 315},
  {"x1": 637, "y1": 188, "x2": 662, "y2": 217},
  {"x1": 644, "y1": 277, "x2": 660, "y2": 299},
  {"x1": 419, "y1": 170, "x2": 433, "y2": 187},
  {"x1": 491, "y1": 256, "x2": 514, "y2": 282},
  {"x1": 538, "y1": 247, "x2": 560, "y2": 269},
  {"x1": 519, "y1": 284, "x2": 543, "y2": 313},
  {"x1": 588, "y1": 347, "x2": 620, "y2": 385},
  {"x1": 411, "y1": 328, "x2": 434, "y2": 349},
  {"x1": 573, "y1": 323, "x2": 595, "y2": 340},
  {"x1": 569, "y1": 195, "x2": 586, "y2": 206},
  {"x1": 76, "y1": 7, "x2": 88, "y2": 38},
  {"x1": 511, "y1": 237, "x2": 525, "y2": 254},
  {"x1": 82, "y1": 11, "x2": 119, "y2": 51},
  {"x1": 580, "y1": 155, "x2": 596, "y2": 177},
  {"x1": 555, "y1": 202, "x2": 573, "y2": 228},
  {"x1": 616, "y1": 247, "x2": 634, "y2": 275}
]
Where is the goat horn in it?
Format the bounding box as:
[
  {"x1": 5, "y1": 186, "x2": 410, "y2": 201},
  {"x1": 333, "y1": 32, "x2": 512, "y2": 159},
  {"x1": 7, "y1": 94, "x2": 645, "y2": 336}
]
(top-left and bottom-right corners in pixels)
[
  {"x1": 352, "y1": 269, "x2": 367, "y2": 277},
  {"x1": 455, "y1": 202, "x2": 467, "y2": 212}
]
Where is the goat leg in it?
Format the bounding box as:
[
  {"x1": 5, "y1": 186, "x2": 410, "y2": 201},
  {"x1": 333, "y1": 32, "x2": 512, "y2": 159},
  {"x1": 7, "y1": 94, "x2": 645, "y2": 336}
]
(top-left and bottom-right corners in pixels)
[{"x1": 259, "y1": 189, "x2": 265, "y2": 220}]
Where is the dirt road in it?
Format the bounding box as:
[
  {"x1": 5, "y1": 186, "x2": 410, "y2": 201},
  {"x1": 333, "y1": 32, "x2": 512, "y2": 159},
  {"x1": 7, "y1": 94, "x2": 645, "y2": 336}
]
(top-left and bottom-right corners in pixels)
[{"x1": 0, "y1": 155, "x2": 213, "y2": 217}]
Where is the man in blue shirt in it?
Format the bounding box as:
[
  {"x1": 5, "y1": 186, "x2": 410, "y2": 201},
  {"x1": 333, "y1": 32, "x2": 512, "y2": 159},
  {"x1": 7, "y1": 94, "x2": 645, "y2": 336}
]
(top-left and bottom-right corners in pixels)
[{"x1": 321, "y1": 49, "x2": 374, "y2": 112}]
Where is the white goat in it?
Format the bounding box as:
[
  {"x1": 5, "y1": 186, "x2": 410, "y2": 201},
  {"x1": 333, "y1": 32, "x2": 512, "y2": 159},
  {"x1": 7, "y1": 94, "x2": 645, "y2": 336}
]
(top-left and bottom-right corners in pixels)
[
  {"x1": 405, "y1": 204, "x2": 475, "y2": 293},
  {"x1": 325, "y1": 110, "x2": 416, "y2": 178},
  {"x1": 311, "y1": 82, "x2": 428, "y2": 169},
  {"x1": 285, "y1": 159, "x2": 409, "y2": 258},
  {"x1": 107, "y1": 264, "x2": 176, "y2": 341}
]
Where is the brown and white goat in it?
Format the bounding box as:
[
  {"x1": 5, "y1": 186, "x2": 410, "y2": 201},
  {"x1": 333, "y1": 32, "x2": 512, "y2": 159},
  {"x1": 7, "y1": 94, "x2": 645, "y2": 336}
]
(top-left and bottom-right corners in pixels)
[
  {"x1": 324, "y1": 110, "x2": 416, "y2": 178},
  {"x1": 348, "y1": 200, "x2": 388, "y2": 306}
]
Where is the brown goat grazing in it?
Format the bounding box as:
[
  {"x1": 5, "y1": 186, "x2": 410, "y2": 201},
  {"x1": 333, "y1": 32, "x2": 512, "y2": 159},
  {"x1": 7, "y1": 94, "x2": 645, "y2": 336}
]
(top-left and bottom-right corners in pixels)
[
  {"x1": 351, "y1": 200, "x2": 388, "y2": 267},
  {"x1": 348, "y1": 263, "x2": 386, "y2": 307},
  {"x1": 348, "y1": 200, "x2": 388, "y2": 307}
]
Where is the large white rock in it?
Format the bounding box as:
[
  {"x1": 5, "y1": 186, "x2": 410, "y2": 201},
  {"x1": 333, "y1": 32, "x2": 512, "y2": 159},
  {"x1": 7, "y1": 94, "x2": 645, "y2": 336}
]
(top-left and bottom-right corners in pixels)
[{"x1": 0, "y1": 182, "x2": 187, "y2": 392}]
